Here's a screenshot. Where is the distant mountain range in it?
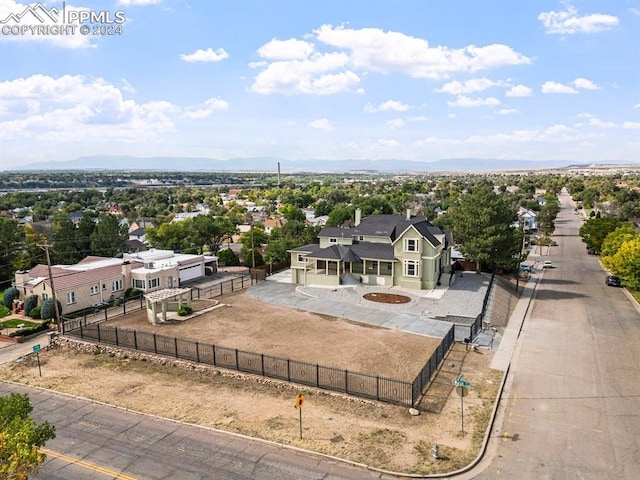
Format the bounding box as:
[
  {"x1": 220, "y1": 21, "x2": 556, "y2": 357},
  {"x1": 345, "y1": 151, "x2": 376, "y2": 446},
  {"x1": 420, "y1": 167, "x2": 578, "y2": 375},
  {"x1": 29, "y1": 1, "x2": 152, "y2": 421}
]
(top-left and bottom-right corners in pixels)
[{"x1": 7, "y1": 155, "x2": 637, "y2": 173}]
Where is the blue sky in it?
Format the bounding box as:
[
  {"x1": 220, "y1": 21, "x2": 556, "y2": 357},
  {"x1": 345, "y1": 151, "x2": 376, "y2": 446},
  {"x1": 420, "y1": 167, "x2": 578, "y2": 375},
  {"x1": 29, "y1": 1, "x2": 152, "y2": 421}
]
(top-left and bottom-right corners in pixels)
[{"x1": 0, "y1": 0, "x2": 638, "y2": 168}]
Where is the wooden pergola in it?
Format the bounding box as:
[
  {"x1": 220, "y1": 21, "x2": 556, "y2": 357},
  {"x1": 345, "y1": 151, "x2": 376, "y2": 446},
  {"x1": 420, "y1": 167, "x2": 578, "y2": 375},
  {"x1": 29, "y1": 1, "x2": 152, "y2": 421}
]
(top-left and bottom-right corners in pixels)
[{"x1": 144, "y1": 287, "x2": 192, "y2": 324}]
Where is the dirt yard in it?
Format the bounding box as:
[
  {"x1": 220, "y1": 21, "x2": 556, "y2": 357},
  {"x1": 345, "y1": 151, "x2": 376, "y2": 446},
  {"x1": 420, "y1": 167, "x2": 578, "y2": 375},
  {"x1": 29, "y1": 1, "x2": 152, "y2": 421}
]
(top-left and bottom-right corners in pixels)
[
  {"x1": 0, "y1": 289, "x2": 505, "y2": 474},
  {"x1": 102, "y1": 291, "x2": 440, "y2": 381}
]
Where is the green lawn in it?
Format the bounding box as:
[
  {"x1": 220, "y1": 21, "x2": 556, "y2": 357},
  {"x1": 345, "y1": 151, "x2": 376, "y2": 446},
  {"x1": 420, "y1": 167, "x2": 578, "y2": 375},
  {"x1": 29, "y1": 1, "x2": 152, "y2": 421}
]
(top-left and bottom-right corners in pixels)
[{"x1": 0, "y1": 319, "x2": 39, "y2": 328}]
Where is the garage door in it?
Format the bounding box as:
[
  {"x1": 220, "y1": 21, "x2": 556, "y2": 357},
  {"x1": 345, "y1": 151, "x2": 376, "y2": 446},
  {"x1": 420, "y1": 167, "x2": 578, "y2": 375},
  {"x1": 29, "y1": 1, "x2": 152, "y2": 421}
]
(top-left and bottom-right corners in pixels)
[{"x1": 179, "y1": 263, "x2": 202, "y2": 282}]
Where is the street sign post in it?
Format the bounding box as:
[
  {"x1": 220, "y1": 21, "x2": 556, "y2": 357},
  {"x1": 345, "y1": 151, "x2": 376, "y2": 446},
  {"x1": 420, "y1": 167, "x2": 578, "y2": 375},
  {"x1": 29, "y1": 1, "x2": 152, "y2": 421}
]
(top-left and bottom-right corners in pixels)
[
  {"x1": 32, "y1": 344, "x2": 42, "y2": 377},
  {"x1": 295, "y1": 394, "x2": 305, "y2": 440},
  {"x1": 452, "y1": 377, "x2": 472, "y2": 434}
]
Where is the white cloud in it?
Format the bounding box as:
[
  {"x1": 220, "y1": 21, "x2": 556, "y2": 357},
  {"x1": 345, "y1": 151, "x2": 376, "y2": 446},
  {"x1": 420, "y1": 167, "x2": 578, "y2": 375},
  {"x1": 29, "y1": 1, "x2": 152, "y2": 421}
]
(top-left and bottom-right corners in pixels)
[
  {"x1": 376, "y1": 139, "x2": 400, "y2": 147},
  {"x1": 117, "y1": 0, "x2": 161, "y2": 5},
  {"x1": 364, "y1": 100, "x2": 410, "y2": 113},
  {"x1": 250, "y1": 25, "x2": 531, "y2": 95},
  {"x1": 506, "y1": 85, "x2": 533, "y2": 97},
  {"x1": 573, "y1": 77, "x2": 599, "y2": 90},
  {"x1": 448, "y1": 96, "x2": 500, "y2": 107},
  {"x1": 538, "y1": 6, "x2": 619, "y2": 34},
  {"x1": 630, "y1": 8, "x2": 640, "y2": 16},
  {"x1": 250, "y1": 52, "x2": 360, "y2": 95},
  {"x1": 0, "y1": 74, "x2": 179, "y2": 142},
  {"x1": 314, "y1": 24, "x2": 531, "y2": 79},
  {"x1": 623, "y1": 122, "x2": 640, "y2": 129},
  {"x1": 180, "y1": 48, "x2": 229, "y2": 63},
  {"x1": 307, "y1": 118, "x2": 335, "y2": 132},
  {"x1": 121, "y1": 79, "x2": 136, "y2": 93},
  {"x1": 436, "y1": 78, "x2": 499, "y2": 95},
  {"x1": 590, "y1": 118, "x2": 615, "y2": 128},
  {"x1": 257, "y1": 38, "x2": 315, "y2": 60},
  {"x1": 465, "y1": 123, "x2": 582, "y2": 145},
  {"x1": 541, "y1": 81, "x2": 578, "y2": 94},
  {"x1": 0, "y1": 0, "x2": 95, "y2": 48},
  {"x1": 387, "y1": 118, "x2": 405, "y2": 129},
  {"x1": 634, "y1": 103, "x2": 640, "y2": 110},
  {"x1": 182, "y1": 97, "x2": 229, "y2": 119},
  {"x1": 496, "y1": 108, "x2": 518, "y2": 115}
]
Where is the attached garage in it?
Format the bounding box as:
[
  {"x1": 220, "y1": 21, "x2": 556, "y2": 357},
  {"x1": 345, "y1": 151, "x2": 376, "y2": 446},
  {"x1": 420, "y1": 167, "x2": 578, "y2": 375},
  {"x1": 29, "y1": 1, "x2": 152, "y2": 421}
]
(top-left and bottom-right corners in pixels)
[{"x1": 179, "y1": 262, "x2": 203, "y2": 283}]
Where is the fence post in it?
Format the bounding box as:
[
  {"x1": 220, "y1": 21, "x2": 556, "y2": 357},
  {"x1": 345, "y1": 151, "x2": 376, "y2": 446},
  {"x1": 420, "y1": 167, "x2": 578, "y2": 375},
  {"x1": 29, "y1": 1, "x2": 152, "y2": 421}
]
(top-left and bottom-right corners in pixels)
[
  {"x1": 104, "y1": 308, "x2": 108, "y2": 321},
  {"x1": 261, "y1": 354, "x2": 264, "y2": 376},
  {"x1": 235, "y1": 349, "x2": 239, "y2": 369},
  {"x1": 153, "y1": 333, "x2": 157, "y2": 354},
  {"x1": 97, "y1": 324, "x2": 101, "y2": 343},
  {"x1": 316, "y1": 364, "x2": 319, "y2": 388},
  {"x1": 196, "y1": 342, "x2": 200, "y2": 363},
  {"x1": 114, "y1": 327, "x2": 119, "y2": 346},
  {"x1": 79, "y1": 322, "x2": 83, "y2": 339},
  {"x1": 287, "y1": 359, "x2": 290, "y2": 381},
  {"x1": 220, "y1": 283, "x2": 223, "y2": 296},
  {"x1": 174, "y1": 337, "x2": 179, "y2": 358},
  {"x1": 123, "y1": 300, "x2": 126, "y2": 314},
  {"x1": 212, "y1": 344, "x2": 216, "y2": 366},
  {"x1": 345, "y1": 370, "x2": 349, "y2": 394},
  {"x1": 133, "y1": 330, "x2": 137, "y2": 350},
  {"x1": 376, "y1": 376, "x2": 380, "y2": 401}
]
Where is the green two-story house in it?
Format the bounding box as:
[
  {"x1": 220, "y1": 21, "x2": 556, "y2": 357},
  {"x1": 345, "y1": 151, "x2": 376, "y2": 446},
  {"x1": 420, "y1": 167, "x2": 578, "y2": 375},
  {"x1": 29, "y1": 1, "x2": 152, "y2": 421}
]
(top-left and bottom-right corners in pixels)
[{"x1": 289, "y1": 209, "x2": 452, "y2": 290}]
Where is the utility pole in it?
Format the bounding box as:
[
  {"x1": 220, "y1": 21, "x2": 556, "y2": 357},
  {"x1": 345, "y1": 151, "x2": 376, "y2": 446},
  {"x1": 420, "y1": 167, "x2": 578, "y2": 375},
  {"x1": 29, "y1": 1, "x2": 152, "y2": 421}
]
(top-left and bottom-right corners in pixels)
[{"x1": 38, "y1": 244, "x2": 61, "y2": 333}]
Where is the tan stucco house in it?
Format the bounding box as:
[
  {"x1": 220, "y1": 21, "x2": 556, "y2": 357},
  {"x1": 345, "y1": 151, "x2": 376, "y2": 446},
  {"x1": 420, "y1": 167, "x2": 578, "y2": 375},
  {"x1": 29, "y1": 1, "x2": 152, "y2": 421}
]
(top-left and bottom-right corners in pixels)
[
  {"x1": 289, "y1": 210, "x2": 452, "y2": 290},
  {"x1": 13, "y1": 249, "x2": 217, "y2": 315}
]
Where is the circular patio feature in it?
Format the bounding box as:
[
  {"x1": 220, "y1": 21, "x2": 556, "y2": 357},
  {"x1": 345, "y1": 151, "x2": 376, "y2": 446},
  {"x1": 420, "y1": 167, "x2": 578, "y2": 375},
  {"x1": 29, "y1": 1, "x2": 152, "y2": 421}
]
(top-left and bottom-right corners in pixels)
[{"x1": 363, "y1": 292, "x2": 411, "y2": 304}]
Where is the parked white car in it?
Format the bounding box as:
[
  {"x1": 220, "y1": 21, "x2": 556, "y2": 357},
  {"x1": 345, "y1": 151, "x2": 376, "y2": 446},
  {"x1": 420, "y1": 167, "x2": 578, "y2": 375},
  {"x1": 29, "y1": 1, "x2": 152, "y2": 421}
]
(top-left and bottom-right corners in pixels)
[{"x1": 542, "y1": 260, "x2": 554, "y2": 269}]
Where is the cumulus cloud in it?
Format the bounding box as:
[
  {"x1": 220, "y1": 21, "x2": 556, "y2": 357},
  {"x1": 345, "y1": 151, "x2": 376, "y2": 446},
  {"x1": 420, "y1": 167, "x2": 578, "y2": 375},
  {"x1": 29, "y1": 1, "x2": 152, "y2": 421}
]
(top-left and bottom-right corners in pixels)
[
  {"x1": 541, "y1": 81, "x2": 578, "y2": 94},
  {"x1": 364, "y1": 100, "x2": 410, "y2": 113},
  {"x1": 182, "y1": 97, "x2": 229, "y2": 119},
  {"x1": 387, "y1": 118, "x2": 405, "y2": 129},
  {"x1": 250, "y1": 24, "x2": 530, "y2": 95},
  {"x1": 624, "y1": 122, "x2": 640, "y2": 129},
  {"x1": 573, "y1": 77, "x2": 599, "y2": 90},
  {"x1": 257, "y1": 38, "x2": 315, "y2": 60},
  {"x1": 496, "y1": 108, "x2": 518, "y2": 115},
  {"x1": 448, "y1": 96, "x2": 500, "y2": 107},
  {"x1": 376, "y1": 139, "x2": 400, "y2": 147},
  {"x1": 0, "y1": 74, "x2": 179, "y2": 142},
  {"x1": 307, "y1": 118, "x2": 335, "y2": 132},
  {"x1": 180, "y1": 48, "x2": 229, "y2": 63},
  {"x1": 465, "y1": 124, "x2": 581, "y2": 144},
  {"x1": 436, "y1": 78, "x2": 499, "y2": 95},
  {"x1": 506, "y1": 85, "x2": 533, "y2": 97},
  {"x1": 538, "y1": 5, "x2": 619, "y2": 34}
]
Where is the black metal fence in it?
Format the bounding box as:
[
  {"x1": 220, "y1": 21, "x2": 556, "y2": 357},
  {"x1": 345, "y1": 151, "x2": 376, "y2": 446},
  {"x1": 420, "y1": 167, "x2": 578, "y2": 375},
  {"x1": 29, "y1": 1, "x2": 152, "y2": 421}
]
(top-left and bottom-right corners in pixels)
[
  {"x1": 61, "y1": 294, "x2": 145, "y2": 334},
  {"x1": 66, "y1": 322, "x2": 457, "y2": 408},
  {"x1": 190, "y1": 275, "x2": 256, "y2": 300},
  {"x1": 411, "y1": 325, "x2": 455, "y2": 405},
  {"x1": 69, "y1": 323, "x2": 416, "y2": 406}
]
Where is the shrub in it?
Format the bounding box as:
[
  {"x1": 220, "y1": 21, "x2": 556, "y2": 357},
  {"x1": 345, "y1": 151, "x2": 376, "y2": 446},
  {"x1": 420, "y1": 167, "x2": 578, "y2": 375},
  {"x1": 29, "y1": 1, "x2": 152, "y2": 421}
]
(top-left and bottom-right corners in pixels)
[
  {"x1": 125, "y1": 287, "x2": 141, "y2": 299},
  {"x1": 177, "y1": 305, "x2": 193, "y2": 316},
  {"x1": 29, "y1": 306, "x2": 41, "y2": 319},
  {"x1": 8, "y1": 321, "x2": 50, "y2": 337},
  {"x1": 2, "y1": 287, "x2": 19, "y2": 309},
  {"x1": 218, "y1": 248, "x2": 240, "y2": 267},
  {"x1": 41, "y1": 299, "x2": 62, "y2": 321},
  {"x1": 24, "y1": 295, "x2": 39, "y2": 317}
]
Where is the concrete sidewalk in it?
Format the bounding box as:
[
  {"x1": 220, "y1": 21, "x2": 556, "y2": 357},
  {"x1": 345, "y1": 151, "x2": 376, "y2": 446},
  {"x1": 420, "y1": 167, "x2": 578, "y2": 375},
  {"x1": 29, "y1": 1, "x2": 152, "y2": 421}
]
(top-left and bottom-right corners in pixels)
[{"x1": 0, "y1": 333, "x2": 55, "y2": 365}]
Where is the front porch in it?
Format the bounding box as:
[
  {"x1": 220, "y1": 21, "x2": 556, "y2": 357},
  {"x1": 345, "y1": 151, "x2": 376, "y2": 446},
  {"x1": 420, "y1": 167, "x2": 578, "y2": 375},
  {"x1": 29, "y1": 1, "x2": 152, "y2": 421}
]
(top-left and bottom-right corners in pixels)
[{"x1": 300, "y1": 258, "x2": 395, "y2": 287}]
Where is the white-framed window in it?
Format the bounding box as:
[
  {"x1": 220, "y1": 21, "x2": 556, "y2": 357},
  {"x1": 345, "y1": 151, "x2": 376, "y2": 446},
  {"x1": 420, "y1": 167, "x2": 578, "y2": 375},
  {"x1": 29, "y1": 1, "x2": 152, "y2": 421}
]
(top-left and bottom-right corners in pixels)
[
  {"x1": 358, "y1": 236, "x2": 365, "y2": 241},
  {"x1": 329, "y1": 238, "x2": 337, "y2": 244},
  {"x1": 297, "y1": 254, "x2": 306, "y2": 262},
  {"x1": 112, "y1": 279, "x2": 123, "y2": 291},
  {"x1": 42, "y1": 293, "x2": 49, "y2": 301},
  {"x1": 149, "y1": 278, "x2": 161, "y2": 289},
  {"x1": 403, "y1": 260, "x2": 420, "y2": 277},
  {"x1": 66, "y1": 292, "x2": 76, "y2": 305},
  {"x1": 90, "y1": 285, "x2": 99, "y2": 295},
  {"x1": 404, "y1": 238, "x2": 419, "y2": 252},
  {"x1": 132, "y1": 279, "x2": 145, "y2": 289}
]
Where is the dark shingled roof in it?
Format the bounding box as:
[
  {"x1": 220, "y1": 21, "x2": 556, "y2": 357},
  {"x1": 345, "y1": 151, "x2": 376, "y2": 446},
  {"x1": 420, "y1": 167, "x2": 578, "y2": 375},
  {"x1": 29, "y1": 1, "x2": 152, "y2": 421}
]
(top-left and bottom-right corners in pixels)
[
  {"x1": 317, "y1": 227, "x2": 353, "y2": 238},
  {"x1": 352, "y1": 214, "x2": 442, "y2": 247},
  {"x1": 305, "y1": 243, "x2": 397, "y2": 262},
  {"x1": 289, "y1": 243, "x2": 322, "y2": 254}
]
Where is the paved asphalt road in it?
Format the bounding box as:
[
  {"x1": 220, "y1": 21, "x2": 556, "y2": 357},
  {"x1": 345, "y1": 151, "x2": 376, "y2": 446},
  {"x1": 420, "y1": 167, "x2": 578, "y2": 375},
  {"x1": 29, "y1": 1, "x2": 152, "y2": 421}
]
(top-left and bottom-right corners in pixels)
[
  {"x1": 474, "y1": 190, "x2": 640, "y2": 480},
  {"x1": 0, "y1": 381, "x2": 399, "y2": 480}
]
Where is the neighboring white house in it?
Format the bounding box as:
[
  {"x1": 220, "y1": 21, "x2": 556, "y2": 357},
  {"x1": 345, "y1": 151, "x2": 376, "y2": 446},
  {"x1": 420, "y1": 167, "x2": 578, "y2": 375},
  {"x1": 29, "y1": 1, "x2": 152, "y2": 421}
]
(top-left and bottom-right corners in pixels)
[{"x1": 13, "y1": 249, "x2": 218, "y2": 315}]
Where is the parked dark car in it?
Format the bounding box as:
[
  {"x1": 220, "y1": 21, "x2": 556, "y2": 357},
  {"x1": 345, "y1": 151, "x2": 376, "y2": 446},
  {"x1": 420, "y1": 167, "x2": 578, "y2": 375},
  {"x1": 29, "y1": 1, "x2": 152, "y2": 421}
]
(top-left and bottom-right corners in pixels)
[{"x1": 606, "y1": 275, "x2": 622, "y2": 287}]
